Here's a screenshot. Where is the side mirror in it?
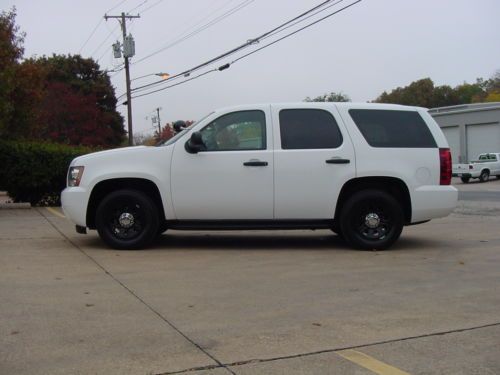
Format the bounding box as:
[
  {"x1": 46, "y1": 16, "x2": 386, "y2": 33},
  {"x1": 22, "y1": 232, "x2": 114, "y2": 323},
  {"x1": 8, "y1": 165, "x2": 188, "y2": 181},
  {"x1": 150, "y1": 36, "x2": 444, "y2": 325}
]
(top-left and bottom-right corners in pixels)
[{"x1": 185, "y1": 131, "x2": 206, "y2": 154}]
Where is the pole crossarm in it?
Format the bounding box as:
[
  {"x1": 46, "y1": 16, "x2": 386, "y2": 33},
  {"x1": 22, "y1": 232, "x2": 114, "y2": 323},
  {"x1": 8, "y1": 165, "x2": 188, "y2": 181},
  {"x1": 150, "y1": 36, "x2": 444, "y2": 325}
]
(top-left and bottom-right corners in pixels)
[{"x1": 104, "y1": 14, "x2": 140, "y2": 20}]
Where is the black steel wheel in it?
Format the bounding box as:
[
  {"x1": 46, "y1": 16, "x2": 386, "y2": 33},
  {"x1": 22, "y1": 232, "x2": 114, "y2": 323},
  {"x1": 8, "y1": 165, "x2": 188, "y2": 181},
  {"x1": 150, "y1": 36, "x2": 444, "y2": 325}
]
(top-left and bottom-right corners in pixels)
[
  {"x1": 479, "y1": 170, "x2": 490, "y2": 183},
  {"x1": 460, "y1": 176, "x2": 470, "y2": 183},
  {"x1": 340, "y1": 190, "x2": 404, "y2": 250},
  {"x1": 95, "y1": 189, "x2": 159, "y2": 250}
]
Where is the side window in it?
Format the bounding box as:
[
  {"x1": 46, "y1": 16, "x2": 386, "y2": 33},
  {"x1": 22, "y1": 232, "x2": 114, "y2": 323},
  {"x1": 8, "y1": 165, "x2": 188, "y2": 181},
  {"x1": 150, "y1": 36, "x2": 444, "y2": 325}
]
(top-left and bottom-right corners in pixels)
[
  {"x1": 200, "y1": 110, "x2": 266, "y2": 151},
  {"x1": 349, "y1": 109, "x2": 437, "y2": 148},
  {"x1": 279, "y1": 109, "x2": 343, "y2": 149}
]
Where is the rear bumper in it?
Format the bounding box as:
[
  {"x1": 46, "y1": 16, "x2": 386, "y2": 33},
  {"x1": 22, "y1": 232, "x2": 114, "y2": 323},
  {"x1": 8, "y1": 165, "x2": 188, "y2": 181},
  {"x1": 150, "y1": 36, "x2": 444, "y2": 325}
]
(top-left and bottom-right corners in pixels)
[
  {"x1": 452, "y1": 172, "x2": 471, "y2": 178},
  {"x1": 411, "y1": 185, "x2": 458, "y2": 222},
  {"x1": 61, "y1": 187, "x2": 89, "y2": 227}
]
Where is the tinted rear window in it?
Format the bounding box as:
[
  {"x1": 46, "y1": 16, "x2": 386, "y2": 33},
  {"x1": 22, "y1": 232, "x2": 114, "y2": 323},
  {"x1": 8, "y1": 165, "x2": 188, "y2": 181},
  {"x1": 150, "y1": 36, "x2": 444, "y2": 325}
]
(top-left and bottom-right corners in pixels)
[
  {"x1": 279, "y1": 109, "x2": 343, "y2": 149},
  {"x1": 349, "y1": 109, "x2": 437, "y2": 148}
]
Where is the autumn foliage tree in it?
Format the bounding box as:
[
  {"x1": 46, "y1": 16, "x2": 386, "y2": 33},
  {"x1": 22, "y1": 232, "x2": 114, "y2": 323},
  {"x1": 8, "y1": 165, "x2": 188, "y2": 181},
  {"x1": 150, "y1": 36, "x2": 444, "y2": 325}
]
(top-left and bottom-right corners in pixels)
[
  {"x1": 28, "y1": 55, "x2": 125, "y2": 146},
  {"x1": 374, "y1": 75, "x2": 500, "y2": 108},
  {"x1": 0, "y1": 9, "x2": 125, "y2": 147},
  {"x1": 0, "y1": 8, "x2": 25, "y2": 137},
  {"x1": 155, "y1": 121, "x2": 194, "y2": 142}
]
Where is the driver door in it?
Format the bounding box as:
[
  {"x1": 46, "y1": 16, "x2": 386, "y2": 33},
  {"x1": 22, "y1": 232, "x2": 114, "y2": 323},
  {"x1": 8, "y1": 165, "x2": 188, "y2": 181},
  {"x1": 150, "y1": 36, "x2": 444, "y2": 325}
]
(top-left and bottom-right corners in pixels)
[{"x1": 170, "y1": 107, "x2": 274, "y2": 220}]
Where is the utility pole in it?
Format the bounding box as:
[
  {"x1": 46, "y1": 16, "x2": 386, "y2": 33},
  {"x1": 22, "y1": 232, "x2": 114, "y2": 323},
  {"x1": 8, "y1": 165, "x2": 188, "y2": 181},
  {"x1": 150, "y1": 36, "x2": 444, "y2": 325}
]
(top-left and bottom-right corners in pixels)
[{"x1": 105, "y1": 12, "x2": 140, "y2": 146}]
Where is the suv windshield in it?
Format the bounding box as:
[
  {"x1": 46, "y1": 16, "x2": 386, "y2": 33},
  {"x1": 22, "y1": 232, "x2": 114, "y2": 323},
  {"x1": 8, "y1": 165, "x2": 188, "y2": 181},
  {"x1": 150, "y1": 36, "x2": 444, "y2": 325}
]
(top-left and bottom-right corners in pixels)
[{"x1": 157, "y1": 112, "x2": 214, "y2": 147}]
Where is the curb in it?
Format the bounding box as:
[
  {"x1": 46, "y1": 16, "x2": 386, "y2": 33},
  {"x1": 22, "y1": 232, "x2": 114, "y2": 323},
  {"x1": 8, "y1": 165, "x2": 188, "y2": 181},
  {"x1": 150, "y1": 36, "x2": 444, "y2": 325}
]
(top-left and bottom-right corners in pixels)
[{"x1": 0, "y1": 203, "x2": 31, "y2": 209}]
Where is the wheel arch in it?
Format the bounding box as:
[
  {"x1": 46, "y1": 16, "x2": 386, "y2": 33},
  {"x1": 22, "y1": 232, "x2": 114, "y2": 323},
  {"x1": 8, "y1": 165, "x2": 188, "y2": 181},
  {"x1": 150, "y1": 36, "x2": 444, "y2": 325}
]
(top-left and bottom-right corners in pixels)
[
  {"x1": 334, "y1": 177, "x2": 412, "y2": 225},
  {"x1": 86, "y1": 178, "x2": 165, "y2": 229}
]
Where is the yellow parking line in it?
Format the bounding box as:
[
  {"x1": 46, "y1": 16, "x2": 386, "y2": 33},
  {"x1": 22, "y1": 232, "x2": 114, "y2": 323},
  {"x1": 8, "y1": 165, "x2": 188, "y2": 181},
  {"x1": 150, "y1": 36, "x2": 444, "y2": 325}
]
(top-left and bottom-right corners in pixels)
[
  {"x1": 337, "y1": 349, "x2": 411, "y2": 375},
  {"x1": 46, "y1": 207, "x2": 65, "y2": 219}
]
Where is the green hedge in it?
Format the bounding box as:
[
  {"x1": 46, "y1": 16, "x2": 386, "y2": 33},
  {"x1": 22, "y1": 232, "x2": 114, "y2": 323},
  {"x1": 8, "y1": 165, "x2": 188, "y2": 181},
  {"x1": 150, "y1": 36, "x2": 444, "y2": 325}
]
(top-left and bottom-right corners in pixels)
[{"x1": 0, "y1": 141, "x2": 94, "y2": 206}]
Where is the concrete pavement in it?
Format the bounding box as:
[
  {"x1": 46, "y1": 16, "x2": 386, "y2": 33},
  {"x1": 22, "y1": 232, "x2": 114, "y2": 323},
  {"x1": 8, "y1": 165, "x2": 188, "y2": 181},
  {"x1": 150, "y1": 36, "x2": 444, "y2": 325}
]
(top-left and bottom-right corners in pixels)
[{"x1": 1, "y1": 198, "x2": 500, "y2": 374}]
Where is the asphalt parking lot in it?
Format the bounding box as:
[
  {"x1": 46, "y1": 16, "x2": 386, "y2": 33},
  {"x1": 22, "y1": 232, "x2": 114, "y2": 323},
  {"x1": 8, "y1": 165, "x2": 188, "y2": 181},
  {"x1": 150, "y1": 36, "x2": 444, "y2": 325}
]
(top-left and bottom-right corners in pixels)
[{"x1": 1, "y1": 178, "x2": 500, "y2": 375}]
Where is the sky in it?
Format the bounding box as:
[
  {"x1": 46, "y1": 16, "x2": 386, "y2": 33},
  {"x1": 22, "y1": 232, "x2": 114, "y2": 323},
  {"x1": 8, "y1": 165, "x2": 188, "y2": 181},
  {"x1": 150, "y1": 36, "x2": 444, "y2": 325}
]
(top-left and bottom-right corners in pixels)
[{"x1": 2, "y1": 0, "x2": 500, "y2": 138}]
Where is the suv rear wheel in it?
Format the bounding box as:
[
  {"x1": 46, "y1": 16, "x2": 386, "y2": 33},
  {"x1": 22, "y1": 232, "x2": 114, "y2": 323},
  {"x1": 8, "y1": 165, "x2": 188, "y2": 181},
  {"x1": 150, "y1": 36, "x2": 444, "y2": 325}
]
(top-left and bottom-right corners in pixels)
[
  {"x1": 340, "y1": 190, "x2": 404, "y2": 250},
  {"x1": 95, "y1": 189, "x2": 159, "y2": 250}
]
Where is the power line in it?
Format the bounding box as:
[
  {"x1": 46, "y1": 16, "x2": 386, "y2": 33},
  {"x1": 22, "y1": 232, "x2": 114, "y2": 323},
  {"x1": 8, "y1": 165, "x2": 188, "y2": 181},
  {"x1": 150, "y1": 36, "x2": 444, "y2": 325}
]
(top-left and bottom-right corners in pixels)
[
  {"x1": 107, "y1": 0, "x2": 131, "y2": 13},
  {"x1": 259, "y1": 0, "x2": 346, "y2": 42},
  {"x1": 79, "y1": 0, "x2": 132, "y2": 55},
  {"x1": 127, "y1": 0, "x2": 149, "y2": 13},
  {"x1": 130, "y1": 0, "x2": 339, "y2": 94},
  {"x1": 139, "y1": 0, "x2": 166, "y2": 14},
  {"x1": 131, "y1": 69, "x2": 218, "y2": 99},
  {"x1": 91, "y1": 24, "x2": 120, "y2": 60},
  {"x1": 129, "y1": 0, "x2": 362, "y2": 100},
  {"x1": 78, "y1": 19, "x2": 103, "y2": 54},
  {"x1": 231, "y1": 0, "x2": 361, "y2": 64},
  {"x1": 132, "y1": 0, "x2": 255, "y2": 65}
]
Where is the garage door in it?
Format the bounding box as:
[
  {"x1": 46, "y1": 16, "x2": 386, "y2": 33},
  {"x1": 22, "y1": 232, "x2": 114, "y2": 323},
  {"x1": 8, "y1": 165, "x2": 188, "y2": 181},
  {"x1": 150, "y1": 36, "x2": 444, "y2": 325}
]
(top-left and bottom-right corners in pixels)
[
  {"x1": 441, "y1": 126, "x2": 460, "y2": 163},
  {"x1": 466, "y1": 123, "x2": 500, "y2": 162}
]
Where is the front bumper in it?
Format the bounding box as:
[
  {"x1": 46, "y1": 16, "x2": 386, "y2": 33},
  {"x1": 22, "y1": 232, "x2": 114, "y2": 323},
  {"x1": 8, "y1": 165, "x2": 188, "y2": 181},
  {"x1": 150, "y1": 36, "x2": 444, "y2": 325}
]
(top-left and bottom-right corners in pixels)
[{"x1": 61, "y1": 187, "x2": 89, "y2": 227}]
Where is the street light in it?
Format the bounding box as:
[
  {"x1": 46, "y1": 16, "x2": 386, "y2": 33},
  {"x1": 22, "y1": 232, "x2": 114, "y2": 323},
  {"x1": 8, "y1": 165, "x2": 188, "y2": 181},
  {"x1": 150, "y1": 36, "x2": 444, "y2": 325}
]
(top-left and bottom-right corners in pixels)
[{"x1": 131, "y1": 72, "x2": 170, "y2": 82}]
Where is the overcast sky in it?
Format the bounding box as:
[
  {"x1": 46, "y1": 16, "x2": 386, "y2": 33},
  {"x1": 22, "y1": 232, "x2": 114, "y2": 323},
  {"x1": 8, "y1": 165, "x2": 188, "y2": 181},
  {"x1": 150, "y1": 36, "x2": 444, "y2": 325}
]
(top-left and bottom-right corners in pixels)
[{"x1": 2, "y1": 0, "x2": 500, "y2": 137}]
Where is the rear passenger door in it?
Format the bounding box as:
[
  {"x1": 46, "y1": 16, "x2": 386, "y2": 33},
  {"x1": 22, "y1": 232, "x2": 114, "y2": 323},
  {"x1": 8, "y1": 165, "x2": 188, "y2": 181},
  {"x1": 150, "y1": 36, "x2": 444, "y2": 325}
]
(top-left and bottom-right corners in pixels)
[{"x1": 272, "y1": 104, "x2": 356, "y2": 219}]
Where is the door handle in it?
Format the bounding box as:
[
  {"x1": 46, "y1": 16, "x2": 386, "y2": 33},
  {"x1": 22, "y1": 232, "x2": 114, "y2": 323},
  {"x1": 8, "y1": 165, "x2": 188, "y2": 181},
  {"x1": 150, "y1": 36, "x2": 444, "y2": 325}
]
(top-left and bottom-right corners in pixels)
[
  {"x1": 243, "y1": 160, "x2": 268, "y2": 167},
  {"x1": 325, "y1": 158, "x2": 350, "y2": 164}
]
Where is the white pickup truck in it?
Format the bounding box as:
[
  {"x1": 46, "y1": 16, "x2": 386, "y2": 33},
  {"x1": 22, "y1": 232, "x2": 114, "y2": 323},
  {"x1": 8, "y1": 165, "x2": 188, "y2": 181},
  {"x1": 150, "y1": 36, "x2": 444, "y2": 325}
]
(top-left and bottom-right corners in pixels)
[
  {"x1": 62, "y1": 103, "x2": 457, "y2": 250},
  {"x1": 452, "y1": 153, "x2": 500, "y2": 183}
]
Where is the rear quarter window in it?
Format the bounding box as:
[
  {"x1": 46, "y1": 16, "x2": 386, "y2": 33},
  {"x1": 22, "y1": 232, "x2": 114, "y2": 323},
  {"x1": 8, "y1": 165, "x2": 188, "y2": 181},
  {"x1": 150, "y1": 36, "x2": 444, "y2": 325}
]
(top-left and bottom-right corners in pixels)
[
  {"x1": 279, "y1": 109, "x2": 343, "y2": 149},
  {"x1": 349, "y1": 109, "x2": 437, "y2": 148}
]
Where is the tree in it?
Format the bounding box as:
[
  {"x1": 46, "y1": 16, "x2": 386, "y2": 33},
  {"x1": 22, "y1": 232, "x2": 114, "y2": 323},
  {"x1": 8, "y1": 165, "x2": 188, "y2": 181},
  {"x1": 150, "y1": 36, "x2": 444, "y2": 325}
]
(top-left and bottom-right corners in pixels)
[
  {"x1": 0, "y1": 10, "x2": 124, "y2": 146},
  {"x1": 0, "y1": 8, "x2": 25, "y2": 137},
  {"x1": 484, "y1": 92, "x2": 500, "y2": 102},
  {"x1": 480, "y1": 71, "x2": 500, "y2": 102},
  {"x1": 375, "y1": 78, "x2": 437, "y2": 107},
  {"x1": 305, "y1": 92, "x2": 351, "y2": 102},
  {"x1": 155, "y1": 120, "x2": 194, "y2": 142},
  {"x1": 374, "y1": 77, "x2": 490, "y2": 108},
  {"x1": 455, "y1": 81, "x2": 485, "y2": 104},
  {"x1": 27, "y1": 54, "x2": 125, "y2": 147}
]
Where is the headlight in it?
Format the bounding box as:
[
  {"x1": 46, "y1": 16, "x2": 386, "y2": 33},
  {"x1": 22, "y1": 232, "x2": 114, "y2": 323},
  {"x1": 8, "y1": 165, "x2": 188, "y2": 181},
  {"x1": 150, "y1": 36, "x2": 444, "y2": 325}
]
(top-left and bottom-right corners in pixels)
[{"x1": 68, "y1": 166, "x2": 85, "y2": 187}]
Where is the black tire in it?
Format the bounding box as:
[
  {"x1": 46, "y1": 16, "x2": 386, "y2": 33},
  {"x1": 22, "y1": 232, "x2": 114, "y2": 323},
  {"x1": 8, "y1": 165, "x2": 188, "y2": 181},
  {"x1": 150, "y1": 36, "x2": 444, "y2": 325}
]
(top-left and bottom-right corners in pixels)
[
  {"x1": 95, "y1": 189, "x2": 159, "y2": 250},
  {"x1": 339, "y1": 190, "x2": 404, "y2": 250},
  {"x1": 460, "y1": 176, "x2": 470, "y2": 183},
  {"x1": 157, "y1": 221, "x2": 168, "y2": 237},
  {"x1": 479, "y1": 170, "x2": 490, "y2": 183},
  {"x1": 496, "y1": 175, "x2": 500, "y2": 180}
]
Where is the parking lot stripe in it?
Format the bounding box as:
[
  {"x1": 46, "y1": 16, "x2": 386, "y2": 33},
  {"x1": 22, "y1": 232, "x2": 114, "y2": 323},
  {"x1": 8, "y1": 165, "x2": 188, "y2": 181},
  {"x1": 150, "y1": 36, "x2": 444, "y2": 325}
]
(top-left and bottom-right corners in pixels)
[
  {"x1": 46, "y1": 207, "x2": 65, "y2": 218},
  {"x1": 337, "y1": 349, "x2": 410, "y2": 375}
]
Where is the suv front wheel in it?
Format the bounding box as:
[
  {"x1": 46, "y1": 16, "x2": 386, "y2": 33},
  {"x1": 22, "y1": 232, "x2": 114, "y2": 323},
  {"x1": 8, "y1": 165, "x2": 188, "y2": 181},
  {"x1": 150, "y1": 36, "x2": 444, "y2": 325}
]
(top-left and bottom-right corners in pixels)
[
  {"x1": 95, "y1": 189, "x2": 159, "y2": 250},
  {"x1": 340, "y1": 190, "x2": 404, "y2": 250}
]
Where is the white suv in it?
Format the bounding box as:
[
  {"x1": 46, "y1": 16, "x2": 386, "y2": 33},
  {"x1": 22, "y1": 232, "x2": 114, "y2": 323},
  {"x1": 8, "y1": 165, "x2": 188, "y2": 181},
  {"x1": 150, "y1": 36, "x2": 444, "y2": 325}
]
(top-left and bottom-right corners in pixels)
[{"x1": 62, "y1": 103, "x2": 457, "y2": 250}]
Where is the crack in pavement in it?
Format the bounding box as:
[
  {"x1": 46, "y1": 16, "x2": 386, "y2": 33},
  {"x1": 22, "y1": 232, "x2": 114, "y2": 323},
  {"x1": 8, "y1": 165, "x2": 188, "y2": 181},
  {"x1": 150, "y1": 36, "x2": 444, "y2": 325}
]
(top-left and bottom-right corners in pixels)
[
  {"x1": 35, "y1": 208, "x2": 500, "y2": 375},
  {"x1": 156, "y1": 321, "x2": 500, "y2": 374},
  {"x1": 37, "y1": 208, "x2": 236, "y2": 375}
]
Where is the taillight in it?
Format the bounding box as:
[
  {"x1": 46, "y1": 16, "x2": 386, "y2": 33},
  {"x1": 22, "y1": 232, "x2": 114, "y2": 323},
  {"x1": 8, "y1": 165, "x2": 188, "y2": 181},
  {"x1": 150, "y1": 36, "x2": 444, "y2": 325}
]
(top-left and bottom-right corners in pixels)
[{"x1": 439, "y1": 148, "x2": 452, "y2": 185}]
